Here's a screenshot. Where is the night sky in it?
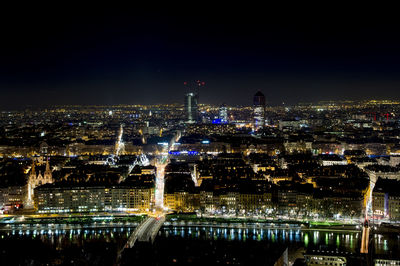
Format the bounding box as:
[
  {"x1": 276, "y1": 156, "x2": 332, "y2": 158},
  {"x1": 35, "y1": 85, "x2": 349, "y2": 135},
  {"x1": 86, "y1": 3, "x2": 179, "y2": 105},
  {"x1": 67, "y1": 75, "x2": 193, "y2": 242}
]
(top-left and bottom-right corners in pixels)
[{"x1": 1, "y1": 8, "x2": 400, "y2": 108}]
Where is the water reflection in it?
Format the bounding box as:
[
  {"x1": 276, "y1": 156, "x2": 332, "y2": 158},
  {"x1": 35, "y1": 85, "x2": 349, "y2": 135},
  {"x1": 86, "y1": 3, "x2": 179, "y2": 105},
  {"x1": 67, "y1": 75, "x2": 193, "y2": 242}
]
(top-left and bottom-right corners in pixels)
[
  {"x1": 374, "y1": 233, "x2": 400, "y2": 256},
  {"x1": 0, "y1": 225, "x2": 399, "y2": 257},
  {"x1": 0, "y1": 227, "x2": 133, "y2": 251},
  {"x1": 160, "y1": 226, "x2": 399, "y2": 255}
]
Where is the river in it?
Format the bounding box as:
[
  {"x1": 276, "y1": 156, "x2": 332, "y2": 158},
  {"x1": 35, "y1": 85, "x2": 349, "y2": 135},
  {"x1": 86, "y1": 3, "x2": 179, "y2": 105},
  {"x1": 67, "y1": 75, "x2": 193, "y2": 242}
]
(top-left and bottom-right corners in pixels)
[{"x1": 0, "y1": 224, "x2": 399, "y2": 264}]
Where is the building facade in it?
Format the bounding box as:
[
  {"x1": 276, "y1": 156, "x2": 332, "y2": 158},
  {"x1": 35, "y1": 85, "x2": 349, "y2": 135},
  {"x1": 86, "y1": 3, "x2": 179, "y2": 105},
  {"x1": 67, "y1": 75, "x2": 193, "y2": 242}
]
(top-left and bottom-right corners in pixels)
[
  {"x1": 219, "y1": 103, "x2": 228, "y2": 123},
  {"x1": 34, "y1": 185, "x2": 154, "y2": 213},
  {"x1": 253, "y1": 91, "x2": 266, "y2": 131},
  {"x1": 27, "y1": 160, "x2": 53, "y2": 207},
  {"x1": 185, "y1": 92, "x2": 198, "y2": 123}
]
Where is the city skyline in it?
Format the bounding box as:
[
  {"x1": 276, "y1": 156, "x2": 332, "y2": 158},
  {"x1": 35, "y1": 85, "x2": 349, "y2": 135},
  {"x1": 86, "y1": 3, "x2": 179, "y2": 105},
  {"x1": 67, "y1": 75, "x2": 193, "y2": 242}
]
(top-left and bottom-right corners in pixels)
[{"x1": 1, "y1": 6, "x2": 400, "y2": 264}]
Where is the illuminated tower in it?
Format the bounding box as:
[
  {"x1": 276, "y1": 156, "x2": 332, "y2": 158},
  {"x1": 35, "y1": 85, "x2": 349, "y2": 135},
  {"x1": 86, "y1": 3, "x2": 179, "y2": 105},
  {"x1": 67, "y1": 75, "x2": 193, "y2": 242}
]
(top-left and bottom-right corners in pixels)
[
  {"x1": 253, "y1": 91, "x2": 266, "y2": 130},
  {"x1": 183, "y1": 80, "x2": 205, "y2": 124},
  {"x1": 184, "y1": 92, "x2": 198, "y2": 123},
  {"x1": 219, "y1": 103, "x2": 228, "y2": 123},
  {"x1": 43, "y1": 158, "x2": 53, "y2": 182}
]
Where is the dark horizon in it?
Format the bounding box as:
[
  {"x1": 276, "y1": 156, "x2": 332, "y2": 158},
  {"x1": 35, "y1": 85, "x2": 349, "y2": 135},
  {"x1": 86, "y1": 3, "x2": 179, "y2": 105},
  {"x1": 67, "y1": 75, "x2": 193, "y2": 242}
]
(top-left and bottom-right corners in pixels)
[{"x1": 1, "y1": 7, "x2": 400, "y2": 108}]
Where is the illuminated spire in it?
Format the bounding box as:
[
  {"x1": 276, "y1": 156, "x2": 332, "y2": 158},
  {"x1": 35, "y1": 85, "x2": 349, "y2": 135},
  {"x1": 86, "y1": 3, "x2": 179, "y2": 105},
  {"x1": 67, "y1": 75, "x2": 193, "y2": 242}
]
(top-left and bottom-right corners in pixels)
[
  {"x1": 29, "y1": 161, "x2": 36, "y2": 179},
  {"x1": 44, "y1": 158, "x2": 52, "y2": 181}
]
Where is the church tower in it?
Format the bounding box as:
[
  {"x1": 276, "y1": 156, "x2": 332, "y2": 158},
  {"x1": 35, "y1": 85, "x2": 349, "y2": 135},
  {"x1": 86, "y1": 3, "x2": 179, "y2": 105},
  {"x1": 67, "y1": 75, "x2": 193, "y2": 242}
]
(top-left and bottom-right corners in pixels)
[
  {"x1": 29, "y1": 161, "x2": 36, "y2": 180},
  {"x1": 43, "y1": 158, "x2": 53, "y2": 183},
  {"x1": 26, "y1": 158, "x2": 53, "y2": 208}
]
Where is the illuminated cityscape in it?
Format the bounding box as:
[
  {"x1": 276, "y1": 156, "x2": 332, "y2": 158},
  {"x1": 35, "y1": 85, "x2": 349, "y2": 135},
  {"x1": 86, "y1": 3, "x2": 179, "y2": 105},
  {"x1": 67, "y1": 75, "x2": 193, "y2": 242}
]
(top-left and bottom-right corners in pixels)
[
  {"x1": 1, "y1": 100, "x2": 400, "y2": 264},
  {"x1": 1, "y1": 7, "x2": 400, "y2": 266}
]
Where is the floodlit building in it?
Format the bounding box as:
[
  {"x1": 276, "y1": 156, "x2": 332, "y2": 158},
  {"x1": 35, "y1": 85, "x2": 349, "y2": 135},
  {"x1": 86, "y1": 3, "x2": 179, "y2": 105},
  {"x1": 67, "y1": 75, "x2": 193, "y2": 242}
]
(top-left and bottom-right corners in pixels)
[
  {"x1": 253, "y1": 91, "x2": 265, "y2": 130},
  {"x1": 34, "y1": 184, "x2": 154, "y2": 213},
  {"x1": 27, "y1": 160, "x2": 53, "y2": 207},
  {"x1": 219, "y1": 103, "x2": 228, "y2": 123},
  {"x1": 185, "y1": 92, "x2": 198, "y2": 123}
]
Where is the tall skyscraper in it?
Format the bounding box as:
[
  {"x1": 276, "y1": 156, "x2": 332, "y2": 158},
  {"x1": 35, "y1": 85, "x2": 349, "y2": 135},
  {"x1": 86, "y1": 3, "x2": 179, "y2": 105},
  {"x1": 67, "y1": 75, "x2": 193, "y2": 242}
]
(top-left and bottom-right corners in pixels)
[
  {"x1": 253, "y1": 91, "x2": 266, "y2": 130},
  {"x1": 219, "y1": 103, "x2": 228, "y2": 123},
  {"x1": 185, "y1": 92, "x2": 198, "y2": 123}
]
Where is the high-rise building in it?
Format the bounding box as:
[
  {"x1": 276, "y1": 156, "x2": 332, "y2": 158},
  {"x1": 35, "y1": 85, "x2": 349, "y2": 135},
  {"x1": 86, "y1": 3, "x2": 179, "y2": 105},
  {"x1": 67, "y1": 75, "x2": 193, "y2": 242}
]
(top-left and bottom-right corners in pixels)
[
  {"x1": 219, "y1": 103, "x2": 228, "y2": 123},
  {"x1": 253, "y1": 91, "x2": 266, "y2": 130},
  {"x1": 185, "y1": 92, "x2": 198, "y2": 123}
]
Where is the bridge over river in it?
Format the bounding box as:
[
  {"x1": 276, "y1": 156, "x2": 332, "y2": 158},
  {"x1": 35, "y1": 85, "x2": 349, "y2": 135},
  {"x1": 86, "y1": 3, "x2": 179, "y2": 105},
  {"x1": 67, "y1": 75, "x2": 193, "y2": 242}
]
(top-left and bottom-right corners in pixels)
[{"x1": 116, "y1": 216, "x2": 165, "y2": 264}]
